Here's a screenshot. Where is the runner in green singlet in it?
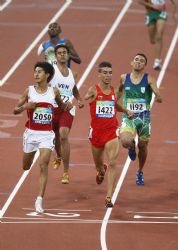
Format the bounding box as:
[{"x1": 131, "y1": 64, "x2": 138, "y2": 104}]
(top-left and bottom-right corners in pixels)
[
  {"x1": 117, "y1": 53, "x2": 162, "y2": 185},
  {"x1": 138, "y1": 0, "x2": 177, "y2": 70}
]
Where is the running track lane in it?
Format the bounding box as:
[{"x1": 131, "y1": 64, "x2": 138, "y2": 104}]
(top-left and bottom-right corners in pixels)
[{"x1": 0, "y1": 1, "x2": 178, "y2": 250}]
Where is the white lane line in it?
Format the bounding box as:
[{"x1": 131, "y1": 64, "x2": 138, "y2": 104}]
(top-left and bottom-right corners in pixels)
[
  {"x1": 134, "y1": 215, "x2": 178, "y2": 220},
  {"x1": 0, "y1": 0, "x2": 131, "y2": 219},
  {"x1": 0, "y1": 90, "x2": 21, "y2": 99},
  {"x1": 0, "y1": 0, "x2": 72, "y2": 87},
  {"x1": 22, "y1": 208, "x2": 92, "y2": 211},
  {"x1": 0, "y1": 0, "x2": 72, "y2": 219},
  {"x1": 77, "y1": 0, "x2": 132, "y2": 89},
  {"x1": 0, "y1": 0, "x2": 11, "y2": 11},
  {"x1": 0, "y1": 151, "x2": 39, "y2": 218},
  {"x1": 1, "y1": 219, "x2": 178, "y2": 224},
  {"x1": 100, "y1": 2, "x2": 133, "y2": 249},
  {"x1": 128, "y1": 211, "x2": 178, "y2": 215},
  {"x1": 100, "y1": 21, "x2": 178, "y2": 250}
]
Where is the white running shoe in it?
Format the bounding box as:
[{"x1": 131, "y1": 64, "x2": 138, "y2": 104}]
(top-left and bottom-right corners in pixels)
[
  {"x1": 35, "y1": 196, "x2": 44, "y2": 214},
  {"x1": 153, "y1": 59, "x2": 161, "y2": 70}
]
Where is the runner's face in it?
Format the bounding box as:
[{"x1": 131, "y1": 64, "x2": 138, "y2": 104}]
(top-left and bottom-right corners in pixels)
[
  {"x1": 48, "y1": 23, "x2": 60, "y2": 37},
  {"x1": 132, "y1": 55, "x2": 146, "y2": 71},
  {"x1": 99, "y1": 67, "x2": 112, "y2": 85},
  {"x1": 56, "y1": 47, "x2": 68, "y2": 64},
  {"x1": 34, "y1": 67, "x2": 48, "y2": 83}
]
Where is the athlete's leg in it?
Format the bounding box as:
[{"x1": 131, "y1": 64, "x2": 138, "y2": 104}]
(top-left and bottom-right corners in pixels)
[
  {"x1": 91, "y1": 145, "x2": 105, "y2": 173},
  {"x1": 137, "y1": 139, "x2": 149, "y2": 172},
  {"x1": 59, "y1": 126, "x2": 70, "y2": 174},
  {"x1": 120, "y1": 131, "x2": 135, "y2": 149},
  {"x1": 120, "y1": 118, "x2": 136, "y2": 160},
  {"x1": 22, "y1": 151, "x2": 36, "y2": 170},
  {"x1": 105, "y1": 138, "x2": 119, "y2": 199},
  {"x1": 38, "y1": 148, "x2": 51, "y2": 197},
  {"x1": 52, "y1": 112, "x2": 62, "y2": 169},
  {"x1": 54, "y1": 130, "x2": 62, "y2": 159},
  {"x1": 154, "y1": 19, "x2": 166, "y2": 60},
  {"x1": 148, "y1": 24, "x2": 157, "y2": 44}
]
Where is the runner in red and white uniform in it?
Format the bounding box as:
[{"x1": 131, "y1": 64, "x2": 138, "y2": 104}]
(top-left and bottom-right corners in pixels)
[
  {"x1": 13, "y1": 62, "x2": 72, "y2": 214},
  {"x1": 50, "y1": 44, "x2": 84, "y2": 184},
  {"x1": 85, "y1": 61, "x2": 133, "y2": 207}
]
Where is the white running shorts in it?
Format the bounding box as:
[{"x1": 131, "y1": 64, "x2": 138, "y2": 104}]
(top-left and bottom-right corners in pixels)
[{"x1": 23, "y1": 129, "x2": 55, "y2": 153}]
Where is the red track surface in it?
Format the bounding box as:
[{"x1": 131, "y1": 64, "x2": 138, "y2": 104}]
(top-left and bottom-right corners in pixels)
[{"x1": 0, "y1": 1, "x2": 178, "y2": 249}]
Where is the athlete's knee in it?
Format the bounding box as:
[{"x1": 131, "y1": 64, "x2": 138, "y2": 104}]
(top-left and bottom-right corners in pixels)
[
  {"x1": 108, "y1": 160, "x2": 116, "y2": 170},
  {"x1": 121, "y1": 138, "x2": 133, "y2": 149},
  {"x1": 138, "y1": 141, "x2": 148, "y2": 152},
  {"x1": 60, "y1": 134, "x2": 68, "y2": 142},
  {"x1": 40, "y1": 162, "x2": 48, "y2": 172}
]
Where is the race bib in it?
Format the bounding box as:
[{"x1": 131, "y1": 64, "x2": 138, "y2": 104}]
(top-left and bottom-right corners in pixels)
[
  {"x1": 33, "y1": 107, "x2": 52, "y2": 124},
  {"x1": 60, "y1": 89, "x2": 73, "y2": 103},
  {"x1": 96, "y1": 100, "x2": 115, "y2": 118},
  {"x1": 151, "y1": 0, "x2": 165, "y2": 5},
  {"x1": 127, "y1": 99, "x2": 146, "y2": 113}
]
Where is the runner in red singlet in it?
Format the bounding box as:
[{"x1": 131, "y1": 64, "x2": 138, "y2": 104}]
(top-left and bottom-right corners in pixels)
[{"x1": 85, "y1": 61, "x2": 133, "y2": 207}]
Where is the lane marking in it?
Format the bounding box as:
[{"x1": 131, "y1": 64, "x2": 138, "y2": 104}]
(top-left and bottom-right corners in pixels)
[
  {"x1": 128, "y1": 211, "x2": 178, "y2": 215},
  {"x1": 0, "y1": 1, "x2": 72, "y2": 218},
  {"x1": 0, "y1": 152, "x2": 39, "y2": 218},
  {"x1": 100, "y1": 16, "x2": 178, "y2": 250},
  {"x1": 0, "y1": 119, "x2": 18, "y2": 128},
  {"x1": 164, "y1": 140, "x2": 178, "y2": 144},
  {"x1": 23, "y1": 208, "x2": 92, "y2": 212},
  {"x1": 0, "y1": 0, "x2": 11, "y2": 11},
  {"x1": 134, "y1": 215, "x2": 178, "y2": 220},
  {"x1": 0, "y1": 0, "x2": 132, "y2": 220},
  {"x1": 0, "y1": 90, "x2": 21, "y2": 99},
  {"x1": 100, "y1": 2, "x2": 134, "y2": 249},
  {"x1": 1, "y1": 219, "x2": 178, "y2": 224},
  {"x1": 0, "y1": 113, "x2": 22, "y2": 117},
  {"x1": 27, "y1": 212, "x2": 80, "y2": 218},
  {"x1": 0, "y1": 0, "x2": 72, "y2": 86},
  {"x1": 77, "y1": 0, "x2": 132, "y2": 89}
]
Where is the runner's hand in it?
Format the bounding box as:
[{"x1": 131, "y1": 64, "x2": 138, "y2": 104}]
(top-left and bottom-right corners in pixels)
[
  {"x1": 64, "y1": 102, "x2": 73, "y2": 111},
  {"x1": 155, "y1": 95, "x2": 162, "y2": 103},
  {"x1": 126, "y1": 110, "x2": 134, "y2": 119},
  {"x1": 78, "y1": 100, "x2": 84, "y2": 109}
]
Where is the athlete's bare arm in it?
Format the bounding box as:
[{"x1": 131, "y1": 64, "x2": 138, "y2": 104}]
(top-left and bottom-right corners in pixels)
[
  {"x1": 148, "y1": 75, "x2": 162, "y2": 103},
  {"x1": 13, "y1": 88, "x2": 36, "y2": 114},
  {"x1": 84, "y1": 86, "x2": 97, "y2": 103},
  {"x1": 54, "y1": 87, "x2": 73, "y2": 111},
  {"x1": 65, "y1": 39, "x2": 81, "y2": 64},
  {"x1": 72, "y1": 85, "x2": 84, "y2": 108},
  {"x1": 117, "y1": 74, "x2": 126, "y2": 99}
]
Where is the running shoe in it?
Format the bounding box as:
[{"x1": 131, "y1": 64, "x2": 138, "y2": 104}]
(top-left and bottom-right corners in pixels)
[
  {"x1": 35, "y1": 197, "x2": 44, "y2": 214},
  {"x1": 153, "y1": 59, "x2": 161, "y2": 71},
  {"x1": 105, "y1": 197, "x2": 113, "y2": 208},
  {"x1": 61, "y1": 173, "x2": 69, "y2": 184},
  {"x1": 96, "y1": 164, "x2": 107, "y2": 185},
  {"x1": 53, "y1": 157, "x2": 62, "y2": 170},
  {"x1": 128, "y1": 141, "x2": 136, "y2": 161},
  {"x1": 136, "y1": 171, "x2": 144, "y2": 185}
]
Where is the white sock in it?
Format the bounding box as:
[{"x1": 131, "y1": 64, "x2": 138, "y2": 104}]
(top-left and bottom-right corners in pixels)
[{"x1": 35, "y1": 196, "x2": 44, "y2": 213}]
